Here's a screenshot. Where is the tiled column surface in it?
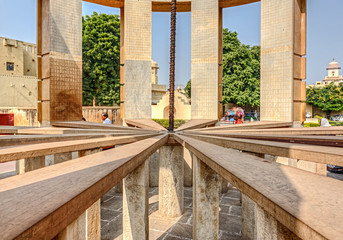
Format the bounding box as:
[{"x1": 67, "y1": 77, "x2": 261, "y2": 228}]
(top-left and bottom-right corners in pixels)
[
  {"x1": 124, "y1": 0, "x2": 152, "y2": 120},
  {"x1": 191, "y1": 0, "x2": 219, "y2": 119},
  {"x1": 261, "y1": 0, "x2": 306, "y2": 122},
  {"x1": 37, "y1": 0, "x2": 82, "y2": 126},
  {"x1": 193, "y1": 154, "x2": 220, "y2": 239},
  {"x1": 123, "y1": 159, "x2": 149, "y2": 240},
  {"x1": 159, "y1": 146, "x2": 184, "y2": 218}
]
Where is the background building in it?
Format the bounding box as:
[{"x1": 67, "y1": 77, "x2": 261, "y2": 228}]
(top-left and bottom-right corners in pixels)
[
  {"x1": 307, "y1": 58, "x2": 343, "y2": 88},
  {"x1": 151, "y1": 60, "x2": 191, "y2": 120},
  {"x1": 0, "y1": 36, "x2": 38, "y2": 108}
]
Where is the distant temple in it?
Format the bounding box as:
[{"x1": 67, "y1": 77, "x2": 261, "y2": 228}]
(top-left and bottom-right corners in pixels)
[
  {"x1": 323, "y1": 58, "x2": 343, "y2": 85},
  {"x1": 308, "y1": 58, "x2": 343, "y2": 87}
]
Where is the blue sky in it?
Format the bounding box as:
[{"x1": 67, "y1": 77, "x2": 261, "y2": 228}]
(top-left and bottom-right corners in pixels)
[{"x1": 0, "y1": 0, "x2": 342, "y2": 86}]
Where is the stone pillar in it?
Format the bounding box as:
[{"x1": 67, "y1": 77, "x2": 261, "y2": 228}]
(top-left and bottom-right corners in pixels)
[
  {"x1": 123, "y1": 0, "x2": 152, "y2": 120},
  {"x1": 193, "y1": 155, "x2": 220, "y2": 239},
  {"x1": 261, "y1": 0, "x2": 306, "y2": 123},
  {"x1": 191, "y1": 0, "x2": 219, "y2": 119},
  {"x1": 242, "y1": 194, "x2": 256, "y2": 240},
  {"x1": 184, "y1": 148, "x2": 193, "y2": 187},
  {"x1": 56, "y1": 199, "x2": 100, "y2": 240},
  {"x1": 86, "y1": 200, "x2": 101, "y2": 240},
  {"x1": 220, "y1": 176, "x2": 229, "y2": 194},
  {"x1": 54, "y1": 152, "x2": 73, "y2": 164},
  {"x1": 123, "y1": 159, "x2": 149, "y2": 240},
  {"x1": 159, "y1": 146, "x2": 184, "y2": 218},
  {"x1": 37, "y1": 0, "x2": 83, "y2": 125},
  {"x1": 57, "y1": 212, "x2": 86, "y2": 240},
  {"x1": 149, "y1": 151, "x2": 159, "y2": 187},
  {"x1": 256, "y1": 205, "x2": 300, "y2": 240},
  {"x1": 16, "y1": 156, "x2": 45, "y2": 174}
]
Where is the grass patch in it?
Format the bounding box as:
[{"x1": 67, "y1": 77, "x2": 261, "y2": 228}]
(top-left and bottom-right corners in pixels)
[{"x1": 152, "y1": 119, "x2": 187, "y2": 129}]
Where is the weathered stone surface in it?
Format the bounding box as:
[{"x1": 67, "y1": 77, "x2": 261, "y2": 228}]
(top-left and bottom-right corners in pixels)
[
  {"x1": 159, "y1": 146, "x2": 184, "y2": 218},
  {"x1": 183, "y1": 147, "x2": 193, "y2": 187},
  {"x1": 149, "y1": 151, "x2": 159, "y2": 187},
  {"x1": 242, "y1": 194, "x2": 256, "y2": 240},
  {"x1": 193, "y1": 155, "x2": 220, "y2": 239},
  {"x1": 56, "y1": 212, "x2": 86, "y2": 240},
  {"x1": 219, "y1": 213, "x2": 242, "y2": 236},
  {"x1": 124, "y1": 60, "x2": 152, "y2": 119},
  {"x1": 168, "y1": 223, "x2": 193, "y2": 239},
  {"x1": 54, "y1": 152, "x2": 72, "y2": 164},
  {"x1": 123, "y1": 159, "x2": 149, "y2": 240},
  {"x1": 87, "y1": 200, "x2": 101, "y2": 240},
  {"x1": 256, "y1": 204, "x2": 300, "y2": 240},
  {"x1": 16, "y1": 156, "x2": 45, "y2": 174}
]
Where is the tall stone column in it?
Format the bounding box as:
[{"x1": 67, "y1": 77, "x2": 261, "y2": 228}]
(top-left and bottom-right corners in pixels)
[
  {"x1": 191, "y1": 0, "x2": 220, "y2": 120},
  {"x1": 123, "y1": 0, "x2": 152, "y2": 120},
  {"x1": 261, "y1": 0, "x2": 306, "y2": 123},
  {"x1": 159, "y1": 145, "x2": 184, "y2": 218},
  {"x1": 193, "y1": 155, "x2": 220, "y2": 239},
  {"x1": 123, "y1": 159, "x2": 149, "y2": 240},
  {"x1": 37, "y1": 0, "x2": 82, "y2": 126}
]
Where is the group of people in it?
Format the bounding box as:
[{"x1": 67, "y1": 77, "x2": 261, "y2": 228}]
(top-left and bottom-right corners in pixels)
[{"x1": 223, "y1": 108, "x2": 245, "y2": 124}]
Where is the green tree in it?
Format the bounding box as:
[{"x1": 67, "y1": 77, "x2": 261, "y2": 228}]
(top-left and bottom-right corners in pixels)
[
  {"x1": 82, "y1": 12, "x2": 121, "y2": 106},
  {"x1": 222, "y1": 29, "x2": 260, "y2": 107},
  {"x1": 184, "y1": 79, "x2": 191, "y2": 98},
  {"x1": 306, "y1": 83, "x2": 343, "y2": 118}
]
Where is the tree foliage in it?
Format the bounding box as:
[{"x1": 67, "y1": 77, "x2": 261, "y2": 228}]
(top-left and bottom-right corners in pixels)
[
  {"x1": 184, "y1": 79, "x2": 191, "y2": 98},
  {"x1": 222, "y1": 29, "x2": 260, "y2": 107},
  {"x1": 306, "y1": 83, "x2": 343, "y2": 117},
  {"x1": 82, "y1": 12, "x2": 121, "y2": 106}
]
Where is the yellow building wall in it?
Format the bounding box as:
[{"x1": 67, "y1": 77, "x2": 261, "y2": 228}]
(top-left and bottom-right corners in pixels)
[{"x1": 152, "y1": 91, "x2": 191, "y2": 120}]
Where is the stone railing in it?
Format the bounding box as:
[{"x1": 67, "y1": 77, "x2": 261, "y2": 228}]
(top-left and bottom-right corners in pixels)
[{"x1": 1, "y1": 123, "x2": 343, "y2": 239}]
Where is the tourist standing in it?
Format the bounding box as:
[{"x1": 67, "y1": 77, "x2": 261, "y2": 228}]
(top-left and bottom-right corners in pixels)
[{"x1": 102, "y1": 112, "x2": 112, "y2": 124}]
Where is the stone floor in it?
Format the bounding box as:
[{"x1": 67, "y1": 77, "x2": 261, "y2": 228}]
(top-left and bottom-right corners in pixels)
[{"x1": 100, "y1": 185, "x2": 242, "y2": 240}]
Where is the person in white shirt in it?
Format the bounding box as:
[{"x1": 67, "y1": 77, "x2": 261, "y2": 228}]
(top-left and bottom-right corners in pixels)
[{"x1": 102, "y1": 112, "x2": 112, "y2": 124}]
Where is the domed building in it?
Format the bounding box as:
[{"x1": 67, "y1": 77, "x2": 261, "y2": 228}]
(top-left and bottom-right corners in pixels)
[{"x1": 323, "y1": 58, "x2": 343, "y2": 85}]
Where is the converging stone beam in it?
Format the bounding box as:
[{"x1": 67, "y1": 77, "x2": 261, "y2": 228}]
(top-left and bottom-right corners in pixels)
[
  {"x1": 159, "y1": 145, "x2": 184, "y2": 217},
  {"x1": 193, "y1": 154, "x2": 220, "y2": 239}
]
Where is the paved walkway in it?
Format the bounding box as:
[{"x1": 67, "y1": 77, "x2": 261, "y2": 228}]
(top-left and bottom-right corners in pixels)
[{"x1": 101, "y1": 185, "x2": 242, "y2": 240}]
